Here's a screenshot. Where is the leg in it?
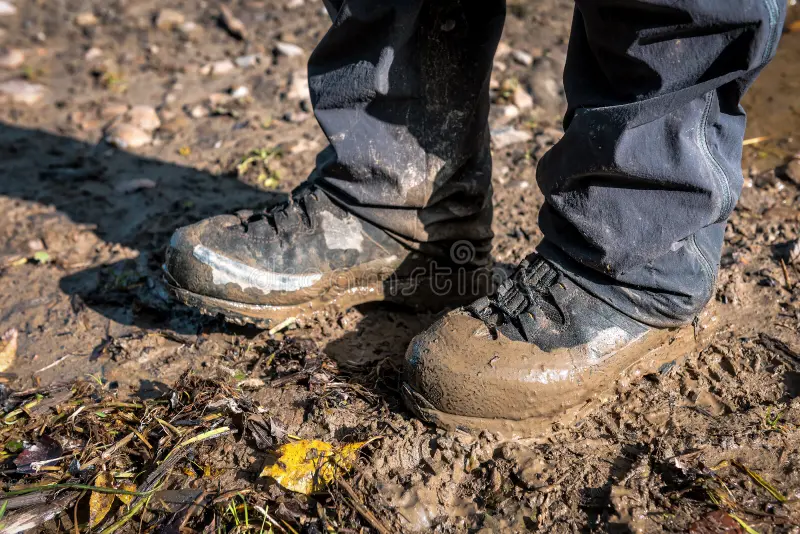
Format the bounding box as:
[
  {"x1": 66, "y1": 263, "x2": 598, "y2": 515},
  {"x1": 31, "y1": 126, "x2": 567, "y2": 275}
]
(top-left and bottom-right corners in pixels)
[
  {"x1": 309, "y1": 0, "x2": 505, "y2": 262},
  {"x1": 165, "y1": 0, "x2": 505, "y2": 327},
  {"x1": 403, "y1": 0, "x2": 786, "y2": 433},
  {"x1": 536, "y1": 0, "x2": 786, "y2": 327}
]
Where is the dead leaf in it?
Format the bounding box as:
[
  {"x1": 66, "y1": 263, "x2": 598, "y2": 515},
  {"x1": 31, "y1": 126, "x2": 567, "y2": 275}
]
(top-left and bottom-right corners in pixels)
[
  {"x1": 0, "y1": 329, "x2": 18, "y2": 373},
  {"x1": 260, "y1": 438, "x2": 375, "y2": 494},
  {"x1": 689, "y1": 510, "x2": 743, "y2": 534},
  {"x1": 89, "y1": 471, "x2": 115, "y2": 527},
  {"x1": 117, "y1": 480, "x2": 137, "y2": 506}
]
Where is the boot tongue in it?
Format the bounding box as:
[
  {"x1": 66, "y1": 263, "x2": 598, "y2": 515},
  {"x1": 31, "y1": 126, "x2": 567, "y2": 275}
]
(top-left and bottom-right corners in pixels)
[{"x1": 468, "y1": 255, "x2": 563, "y2": 342}]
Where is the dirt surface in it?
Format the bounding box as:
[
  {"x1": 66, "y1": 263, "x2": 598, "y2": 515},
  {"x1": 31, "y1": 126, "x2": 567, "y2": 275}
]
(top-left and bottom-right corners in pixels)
[{"x1": 1, "y1": 1, "x2": 800, "y2": 532}]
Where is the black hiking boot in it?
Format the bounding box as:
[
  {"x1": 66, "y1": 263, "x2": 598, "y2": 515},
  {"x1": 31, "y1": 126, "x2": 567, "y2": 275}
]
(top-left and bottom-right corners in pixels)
[
  {"x1": 165, "y1": 186, "x2": 492, "y2": 328},
  {"x1": 402, "y1": 254, "x2": 701, "y2": 437}
]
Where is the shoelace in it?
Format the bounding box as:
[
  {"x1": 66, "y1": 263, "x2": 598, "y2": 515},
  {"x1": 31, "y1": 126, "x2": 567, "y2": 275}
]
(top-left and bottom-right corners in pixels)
[
  {"x1": 468, "y1": 255, "x2": 565, "y2": 341},
  {"x1": 243, "y1": 185, "x2": 321, "y2": 232}
]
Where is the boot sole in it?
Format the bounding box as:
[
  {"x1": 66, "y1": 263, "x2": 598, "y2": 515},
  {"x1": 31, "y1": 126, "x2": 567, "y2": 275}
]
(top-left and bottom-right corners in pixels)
[
  {"x1": 401, "y1": 313, "x2": 713, "y2": 439},
  {"x1": 169, "y1": 269, "x2": 495, "y2": 329}
]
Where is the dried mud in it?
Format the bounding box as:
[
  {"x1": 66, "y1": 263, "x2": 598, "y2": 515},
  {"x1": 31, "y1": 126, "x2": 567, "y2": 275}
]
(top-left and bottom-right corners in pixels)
[{"x1": 1, "y1": 0, "x2": 800, "y2": 532}]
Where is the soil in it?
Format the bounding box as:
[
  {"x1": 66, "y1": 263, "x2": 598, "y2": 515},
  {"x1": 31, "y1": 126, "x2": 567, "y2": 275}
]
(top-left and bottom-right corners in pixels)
[{"x1": 1, "y1": 0, "x2": 800, "y2": 532}]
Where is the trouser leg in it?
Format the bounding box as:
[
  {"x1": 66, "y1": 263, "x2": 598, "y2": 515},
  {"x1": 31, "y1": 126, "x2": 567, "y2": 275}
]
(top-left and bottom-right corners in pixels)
[
  {"x1": 308, "y1": 0, "x2": 505, "y2": 264},
  {"x1": 536, "y1": 0, "x2": 786, "y2": 327}
]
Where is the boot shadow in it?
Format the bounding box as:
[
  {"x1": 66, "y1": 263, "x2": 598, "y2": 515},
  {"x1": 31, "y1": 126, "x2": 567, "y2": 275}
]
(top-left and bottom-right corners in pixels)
[{"x1": 0, "y1": 122, "x2": 286, "y2": 333}]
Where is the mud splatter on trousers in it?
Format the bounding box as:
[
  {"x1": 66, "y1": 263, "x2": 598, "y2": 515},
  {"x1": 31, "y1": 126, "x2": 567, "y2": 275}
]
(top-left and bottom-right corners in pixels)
[{"x1": 308, "y1": 0, "x2": 786, "y2": 327}]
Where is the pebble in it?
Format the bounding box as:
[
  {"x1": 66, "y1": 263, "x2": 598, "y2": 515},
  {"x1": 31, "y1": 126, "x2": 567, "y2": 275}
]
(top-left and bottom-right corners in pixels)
[
  {"x1": 283, "y1": 110, "x2": 310, "y2": 123},
  {"x1": 155, "y1": 9, "x2": 185, "y2": 31},
  {"x1": 230, "y1": 86, "x2": 249, "y2": 99},
  {"x1": 0, "y1": 1, "x2": 16, "y2": 16},
  {"x1": 127, "y1": 105, "x2": 161, "y2": 132},
  {"x1": 208, "y1": 93, "x2": 231, "y2": 107},
  {"x1": 189, "y1": 104, "x2": 209, "y2": 118},
  {"x1": 286, "y1": 0, "x2": 305, "y2": 8},
  {"x1": 501, "y1": 105, "x2": 520, "y2": 120},
  {"x1": 100, "y1": 102, "x2": 129, "y2": 119},
  {"x1": 235, "y1": 54, "x2": 260, "y2": 68},
  {"x1": 512, "y1": 85, "x2": 533, "y2": 110},
  {"x1": 177, "y1": 21, "x2": 201, "y2": 39},
  {"x1": 290, "y1": 138, "x2": 321, "y2": 154},
  {"x1": 219, "y1": 5, "x2": 247, "y2": 40},
  {"x1": 495, "y1": 41, "x2": 511, "y2": 57},
  {"x1": 492, "y1": 60, "x2": 506, "y2": 72},
  {"x1": 275, "y1": 41, "x2": 304, "y2": 57},
  {"x1": 75, "y1": 12, "x2": 98, "y2": 27},
  {"x1": 787, "y1": 240, "x2": 800, "y2": 265},
  {"x1": 200, "y1": 59, "x2": 236, "y2": 76},
  {"x1": 84, "y1": 47, "x2": 103, "y2": 61},
  {"x1": 0, "y1": 48, "x2": 24, "y2": 69},
  {"x1": 490, "y1": 126, "x2": 532, "y2": 149},
  {"x1": 785, "y1": 158, "x2": 800, "y2": 183},
  {"x1": 511, "y1": 49, "x2": 533, "y2": 66},
  {"x1": 0, "y1": 80, "x2": 46, "y2": 105},
  {"x1": 105, "y1": 123, "x2": 152, "y2": 149},
  {"x1": 287, "y1": 70, "x2": 310, "y2": 100}
]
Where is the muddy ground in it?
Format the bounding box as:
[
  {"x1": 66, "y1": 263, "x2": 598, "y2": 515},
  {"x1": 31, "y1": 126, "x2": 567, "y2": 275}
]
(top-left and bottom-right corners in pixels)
[{"x1": 1, "y1": 1, "x2": 800, "y2": 532}]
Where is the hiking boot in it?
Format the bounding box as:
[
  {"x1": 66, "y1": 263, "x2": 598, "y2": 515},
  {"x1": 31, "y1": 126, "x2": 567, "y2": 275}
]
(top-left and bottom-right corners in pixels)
[
  {"x1": 402, "y1": 254, "x2": 700, "y2": 437},
  {"x1": 164, "y1": 186, "x2": 492, "y2": 328}
]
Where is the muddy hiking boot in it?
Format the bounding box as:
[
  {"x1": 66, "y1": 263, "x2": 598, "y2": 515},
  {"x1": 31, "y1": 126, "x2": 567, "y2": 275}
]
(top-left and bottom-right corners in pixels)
[
  {"x1": 402, "y1": 254, "x2": 702, "y2": 437},
  {"x1": 165, "y1": 186, "x2": 493, "y2": 328}
]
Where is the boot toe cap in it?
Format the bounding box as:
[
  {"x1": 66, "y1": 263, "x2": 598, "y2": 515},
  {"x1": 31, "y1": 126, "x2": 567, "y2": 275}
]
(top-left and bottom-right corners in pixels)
[{"x1": 403, "y1": 311, "x2": 581, "y2": 421}]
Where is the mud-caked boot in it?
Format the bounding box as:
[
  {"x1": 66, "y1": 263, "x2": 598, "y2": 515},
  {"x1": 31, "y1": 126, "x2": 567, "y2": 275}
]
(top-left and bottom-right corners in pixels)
[
  {"x1": 402, "y1": 254, "x2": 701, "y2": 437},
  {"x1": 165, "y1": 186, "x2": 492, "y2": 328}
]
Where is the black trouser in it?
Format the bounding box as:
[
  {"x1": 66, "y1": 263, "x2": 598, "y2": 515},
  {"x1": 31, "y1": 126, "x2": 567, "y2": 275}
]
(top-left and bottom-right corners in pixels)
[{"x1": 307, "y1": 0, "x2": 785, "y2": 327}]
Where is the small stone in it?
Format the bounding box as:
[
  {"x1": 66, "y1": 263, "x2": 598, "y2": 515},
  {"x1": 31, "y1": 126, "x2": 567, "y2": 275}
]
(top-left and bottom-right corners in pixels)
[
  {"x1": 502, "y1": 105, "x2": 520, "y2": 120},
  {"x1": 286, "y1": 0, "x2": 304, "y2": 8},
  {"x1": 490, "y1": 126, "x2": 532, "y2": 149},
  {"x1": 512, "y1": 85, "x2": 533, "y2": 110},
  {"x1": 275, "y1": 41, "x2": 304, "y2": 57},
  {"x1": 784, "y1": 158, "x2": 800, "y2": 183},
  {"x1": 106, "y1": 124, "x2": 152, "y2": 148},
  {"x1": 114, "y1": 178, "x2": 157, "y2": 194},
  {"x1": 177, "y1": 21, "x2": 201, "y2": 39},
  {"x1": 290, "y1": 138, "x2": 320, "y2": 154},
  {"x1": 511, "y1": 49, "x2": 533, "y2": 66},
  {"x1": 208, "y1": 93, "x2": 231, "y2": 107},
  {"x1": 0, "y1": 48, "x2": 24, "y2": 69},
  {"x1": 230, "y1": 86, "x2": 249, "y2": 99},
  {"x1": 189, "y1": 104, "x2": 209, "y2": 118},
  {"x1": 201, "y1": 59, "x2": 236, "y2": 76},
  {"x1": 283, "y1": 110, "x2": 310, "y2": 123},
  {"x1": 155, "y1": 9, "x2": 185, "y2": 31},
  {"x1": 219, "y1": 5, "x2": 247, "y2": 40},
  {"x1": 235, "y1": 54, "x2": 260, "y2": 68},
  {"x1": 127, "y1": 105, "x2": 161, "y2": 132},
  {"x1": 492, "y1": 60, "x2": 506, "y2": 72},
  {"x1": 0, "y1": 80, "x2": 46, "y2": 105},
  {"x1": 286, "y1": 70, "x2": 309, "y2": 100},
  {"x1": 0, "y1": 1, "x2": 17, "y2": 16},
  {"x1": 495, "y1": 41, "x2": 511, "y2": 57},
  {"x1": 75, "y1": 12, "x2": 98, "y2": 27},
  {"x1": 100, "y1": 102, "x2": 129, "y2": 119},
  {"x1": 84, "y1": 47, "x2": 103, "y2": 61}
]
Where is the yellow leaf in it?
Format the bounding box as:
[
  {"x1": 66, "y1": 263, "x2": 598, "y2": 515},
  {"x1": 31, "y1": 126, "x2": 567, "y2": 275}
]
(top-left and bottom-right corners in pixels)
[
  {"x1": 89, "y1": 471, "x2": 115, "y2": 527},
  {"x1": 0, "y1": 329, "x2": 18, "y2": 373},
  {"x1": 117, "y1": 481, "x2": 137, "y2": 506},
  {"x1": 260, "y1": 439, "x2": 371, "y2": 495}
]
